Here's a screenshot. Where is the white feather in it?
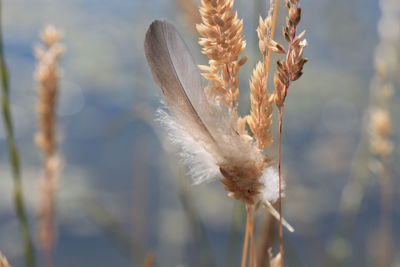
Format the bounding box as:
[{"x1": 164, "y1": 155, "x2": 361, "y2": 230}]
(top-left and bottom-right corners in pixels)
[{"x1": 156, "y1": 109, "x2": 221, "y2": 184}]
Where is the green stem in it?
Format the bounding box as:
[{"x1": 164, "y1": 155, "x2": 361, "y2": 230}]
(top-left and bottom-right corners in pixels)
[{"x1": 0, "y1": 2, "x2": 36, "y2": 267}]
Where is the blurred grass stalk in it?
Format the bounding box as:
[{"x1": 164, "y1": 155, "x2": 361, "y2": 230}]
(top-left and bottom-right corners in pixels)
[
  {"x1": 0, "y1": 2, "x2": 36, "y2": 267},
  {"x1": 34, "y1": 25, "x2": 64, "y2": 267},
  {"x1": 366, "y1": 0, "x2": 397, "y2": 263},
  {"x1": 325, "y1": 0, "x2": 398, "y2": 265}
]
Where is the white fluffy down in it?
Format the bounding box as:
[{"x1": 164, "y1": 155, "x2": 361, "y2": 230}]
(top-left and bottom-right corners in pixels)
[
  {"x1": 156, "y1": 109, "x2": 221, "y2": 184},
  {"x1": 157, "y1": 109, "x2": 285, "y2": 201},
  {"x1": 259, "y1": 167, "x2": 285, "y2": 203}
]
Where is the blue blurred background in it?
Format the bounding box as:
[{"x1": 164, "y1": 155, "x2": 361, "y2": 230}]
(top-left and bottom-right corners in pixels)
[{"x1": 0, "y1": 0, "x2": 399, "y2": 266}]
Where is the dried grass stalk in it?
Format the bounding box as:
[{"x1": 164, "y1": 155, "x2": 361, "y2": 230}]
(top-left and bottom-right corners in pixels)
[
  {"x1": 197, "y1": 0, "x2": 247, "y2": 112},
  {"x1": 34, "y1": 25, "x2": 64, "y2": 267},
  {"x1": 35, "y1": 25, "x2": 64, "y2": 157},
  {"x1": 248, "y1": 13, "x2": 275, "y2": 149},
  {"x1": 248, "y1": 62, "x2": 274, "y2": 149},
  {"x1": 145, "y1": 0, "x2": 308, "y2": 264},
  {"x1": 366, "y1": 1, "x2": 397, "y2": 262},
  {"x1": 268, "y1": 1, "x2": 307, "y2": 265},
  {"x1": 273, "y1": 0, "x2": 307, "y2": 108}
]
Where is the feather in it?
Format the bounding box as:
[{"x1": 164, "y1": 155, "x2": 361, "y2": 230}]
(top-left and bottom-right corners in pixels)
[
  {"x1": 144, "y1": 20, "x2": 280, "y2": 205},
  {"x1": 144, "y1": 21, "x2": 247, "y2": 164},
  {"x1": 144, "y1": 20, "x2": 216, "y2": 146},
  {"x1": 156, "y1": 109, "x2": 220, "y2": 184}
]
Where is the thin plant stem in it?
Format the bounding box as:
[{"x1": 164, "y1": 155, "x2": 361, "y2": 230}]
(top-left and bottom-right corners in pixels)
[
  {"x1": 241, "y1": 206, "x2": 251, "y2": 267},
  {"x1": 248, "y1": 206, "x2": 254, "y2": 267},
  {"x1": 226, "y1": 202, "x2": 246, "y2": 267},
  {"x1": 278, "y1": 106, "x2": 285, "y2": 267},
  {"x1": 257, "y1": 1, "x2": 281, "y2": 265},
  {"x1": 242, "y1": 205, "x2": 258, "y2": 267},
  {"x1": 0, "y1": 2, "x2": 36, "y2": 267},
  {"x1": 250, "y1": 207, "x2": 258, "y2": 267},
  {"x1": 41, "y1": 165, "x2": 55, "y2": 267}
]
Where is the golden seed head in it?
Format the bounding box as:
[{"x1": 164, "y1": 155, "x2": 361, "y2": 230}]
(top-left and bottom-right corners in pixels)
[
  {"x1": 248, "y1": 62, "x2": 274, "y2": 149},
  {"x1": 197, "y1": 0, "x2": 246, "y2": 111},
  {"x1": 273, "y1": 0, "x2": 307, "y2": 108}
]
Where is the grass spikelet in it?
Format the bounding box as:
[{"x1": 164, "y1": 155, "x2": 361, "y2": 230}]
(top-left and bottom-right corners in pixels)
[
  {"x1": 0, "y1": 253, "x2": 11, "y2": 267},
  {"x1": 247, "y1": 10, "x2": 275, "y2": 149},
  {"x1": 34, "y1": 25, "x2": 64, "y2": 267},
  {"x1": 248, "y1": 61, "x2": 274, "y2": 149},
  {"x1": 273, "y1": 0, "x2": 307, "y2": 108},
  {"x1": 197, "y1": 0, "x2": 247, "y2": 112},
  {"x1": 268, "y1": 0, "x2": 307, "y2": 265}
]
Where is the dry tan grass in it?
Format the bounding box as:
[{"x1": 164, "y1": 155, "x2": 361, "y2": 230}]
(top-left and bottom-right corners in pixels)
[
  {"x1": 145, "y1": 0, "x2": 307, "y2": 265},
  {"x1": 197, "y1": 0, "x2": 247, "y2": 112},
  {"x1": 34, "y1": 25, "x2": 64, "y2": 267},
  {"x1": 273, "y1": 0, "x2": 307, "y2": 108},
  {"x1": 248, "y1": 61, "x2": 274, "y2": 150},
  {"x1": 196, "y1": 1, "x2": 307, "y2": 266},
  {"x1": 247, "y1": 14, "x2": 275, "y2": 149}
]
